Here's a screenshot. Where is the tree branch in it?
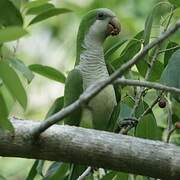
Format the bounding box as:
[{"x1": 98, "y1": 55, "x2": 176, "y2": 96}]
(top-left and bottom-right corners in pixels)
[
  {"x1": 31, "y1": 21, "x2": 180, "y2": 138},
  {"x1": 115, "y1": 79, "x2": 180, "y2": 94},
  {"x1": 1, "y1": 118, "x2": 180, "y2": 180}
]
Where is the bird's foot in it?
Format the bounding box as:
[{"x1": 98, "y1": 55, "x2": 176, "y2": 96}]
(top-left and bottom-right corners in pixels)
[
  {"x1": 119, "y1": 118, "x2": 138, "y2": 128},
  {"x1": 116, "y1": 118, "x2": 138, "y2": 134}
]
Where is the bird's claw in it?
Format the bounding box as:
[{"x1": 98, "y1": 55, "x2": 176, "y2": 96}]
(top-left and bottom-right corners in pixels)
[{"x1": 118, "y1": 118, "x2": 138, "y2": 129}]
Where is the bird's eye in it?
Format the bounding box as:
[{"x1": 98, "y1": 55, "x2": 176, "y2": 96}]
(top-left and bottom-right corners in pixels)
[{"x1": 97, "y1": 12, "x2": 105, "y2": 20}]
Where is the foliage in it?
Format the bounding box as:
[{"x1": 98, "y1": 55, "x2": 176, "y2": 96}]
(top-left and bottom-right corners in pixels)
[{"x1": 0, "y1": 0, "x2": 179, "y2": 179}]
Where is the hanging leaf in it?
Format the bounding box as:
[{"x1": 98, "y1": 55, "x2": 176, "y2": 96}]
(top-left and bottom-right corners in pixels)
[
  {"x1": 164, "y1": 41, "x2": 180, "y2": 67},
  {"x1": 0, "y1": 0, "x2": 23, "y2": 26},
  {"x1": 29, "y1": 64, "x2": 66, "y2": 83},
  {"x1": 173, "y1": 8, "x2": 180, "y2": 19},
  {"x1": 26, "y1": 160, "x2": 39, "y2": 180},
  {"x1": 8, "y1": 58, "x2": 34, "y2": 84},
  {"x1": 149, "y1": 60, "x2": 164, "y2": 81},
  {"x1": 0, "y1": 80, "x2": 2, "y2": 87},
  {"x1": 9, "y1": 0, "x2": 21, "y2": 9},
  {"x1": 0, "y1": 61, "x2": 27, "y2": 109},
  {"x1": 0, "y1": 91, "x2": 14, "y2": 131},
  {"x1": 24, "y1": 0, "x2": 50, "y2": 9},
  {"x1": 45, "y1": 97, "x2": 64, "y2": 119},
  {"x1": 121, "y1": 97, "x2": 162, "y2": 140},
  {"x1": 168, "y1": 0, "x2": 180, "y2": 7},
  {"x1": 0, "y1": 27, "x2": 27, "y2": 43},
  {"x1": 29, "y1": 8, "x2": 72, "y2": 25},
  {"x1": 136, "y1": 114, "x2": 162, "y2": 140},
  {"x1": 118, "y1": 102, "x2": 132, "y2": 122},
  {"x1": 43, "y1": 162, "x2": 69, "y2": 180},
  {"x1": 160, "y1": 50, "x2": 180, "y2": 101},
  {"x1": 101, "y1": 171, "x2": 128, "y2": 180},
  {"x1": 143, "y1": 11, "x2": 154, "y2": 46},
  {"x1": 104, "y1": 39, "x2": 127, "y2": 60},
  {"x1": 26, "y1": 3, "x2": 55, "y2": 15},
  {"x1": 112, "y1": 31, "x2": 143, "y2": 70}
]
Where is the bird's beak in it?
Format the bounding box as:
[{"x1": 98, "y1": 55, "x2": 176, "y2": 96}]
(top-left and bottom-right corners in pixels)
[{"x1": 107, "y1": 17, "x2": 121, "y2": 36}]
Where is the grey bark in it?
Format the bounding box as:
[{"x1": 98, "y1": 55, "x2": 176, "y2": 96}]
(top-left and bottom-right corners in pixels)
[{"x1": 0, "y1": 118, "x2": 180, "y2": 179}]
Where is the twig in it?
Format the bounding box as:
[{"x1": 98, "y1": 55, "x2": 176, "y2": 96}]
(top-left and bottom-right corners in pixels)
[
  {"x1": 164, "y1": 6, "x2": 174, "y2": 31},
  {"x1": 130, "y1": 46, "x2": 160, "y2": 117},
  {"x1": 158, "y1": 45, "x2": 180, "y2": 54},
  {"x1": 77, "y1": 166, "x2": 92, "y2": 180},
  {"x1": 114, "y1": 79, "x2": 180, "y2": 94},
  {"x1": 166, "y1": 99, "x2": 175, "y2": 143},
  {"x1": 130, "y1": 7, "x2": 175, "y2": 120},
  {"x1": 138, "y1": 91, "x2": 163, "y2": 121},
  {"x1": 13, "y1": 40, "x2": 20, "y2": 56},
  {"x1": 167, "y1": 99, "x2": 173, "y2": 132},
  {"x1": 166, "y1": 127, "x2": 176, "y2": 143},
  {"x1": 31, "y1": 21, "x2": 180, "y2": 138}
]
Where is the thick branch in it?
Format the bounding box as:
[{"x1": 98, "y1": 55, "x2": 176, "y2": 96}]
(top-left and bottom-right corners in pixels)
[
  {"x1": 1, "y1": 119, "x2": 180, "y2": 180},
  {"x1": 31, "y1": 21, "x2": 180, "y2": 137}
]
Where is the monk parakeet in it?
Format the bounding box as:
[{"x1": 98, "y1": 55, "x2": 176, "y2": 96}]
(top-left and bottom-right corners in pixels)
[
  {"x1": 63, "y1": 8, "x2": 121, "y2": 179},
  {"x1": 27, "y1": 8, "x2": 121, "y2": 180},
  {"x1": 64, "y1": 8, "x2": 121, "y2": 131}
]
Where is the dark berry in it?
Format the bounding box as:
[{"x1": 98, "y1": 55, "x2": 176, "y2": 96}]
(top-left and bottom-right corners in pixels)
[
  {"x1": 158, "y1": 99, "x2": 166, "y2": 108},
  {"x1": 175, "y1": 122, "x2": 180, "y2": 129}
]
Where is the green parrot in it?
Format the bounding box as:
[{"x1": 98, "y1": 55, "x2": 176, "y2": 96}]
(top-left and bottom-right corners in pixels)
[
  {"x1": 64, "y1": 8, "x2": 121, "y2": 131},
  {"x1": 63, "y1": 8, "x2": 121, "y2": 179},
  {"x1": 27, "y1": 8, "x2": 121, "y2": 180}
]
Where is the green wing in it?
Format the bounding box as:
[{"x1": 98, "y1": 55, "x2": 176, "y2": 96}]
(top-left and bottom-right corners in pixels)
[
  {"x1": 64, "y1": 69, "x2": 88, "y2": 180},
  {"x1": 64, "y1": 68, "x2": 83, "y2": 126}
]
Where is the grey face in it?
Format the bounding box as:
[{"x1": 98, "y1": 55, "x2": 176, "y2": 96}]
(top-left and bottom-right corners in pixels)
[{"x1": 93, "y1": 8, "x2": 121, "y2": 39}]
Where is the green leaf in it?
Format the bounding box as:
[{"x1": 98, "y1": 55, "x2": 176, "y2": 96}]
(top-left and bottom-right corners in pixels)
[
  {"x1": 0, "y1": 26, "x2": 27, "y2": 43},
  {"x1": 143, "y1": 11, "x2": 153, "y2": 46},
  {"x1": 136, "y1": 175, "x2": 149, "y2": 180},
  {"x1": 174, "y1": 7, "x2": 180, "y2": 16},
  {"x1": 0, "y1": 61, "x2": 27, "y2": 109},
  {"x1": 0, "y1": 80, "x2": 3, "y2": 87},
  {"x1": 29, "y1": 64, "x2": 66, "y2": 83},
  {"x1": 112, "y1": 31, "x2": 143, "y2": 69},
  {"x1": 164, "y1": 42, "x2": 180, "y2": 67},
  {"x1": 0, "y1": 0, "x2": 23, "y2": 26},
  {"x1": 170, "y1": 134, "x2": 180, "y2": 145},
  {"x1": 136, "y1": 114, "x2": 162, "y2": 140},
  {"x1": 0, "y1": 90, "x2": 14, "y2": 131},
  {"x1": 160, "y1": 50, "x2": 180, "y2": 101},
  {"x1": 168, "y1": 0, "x2": 180, "y2": 7},
  {"x1": 149, "y1": 60, "x2": 164, "y2": 81},
  {"x1": 101, "y1": 171, "x2": 128, "y2": 180},
  {"x1": 24, "y1": 0, "x2": 50, "y2": 9},
  {"x1": 118, "y1": 102, "x2": 132, "y2": 121},
  {"x1": 29, "y1": 8, "x2": 72, "y2": 25},
  {"x1": 26, "y1": 160, "x2": 39, "y2": 180},
  {"x1": 116, "y1": 172, "x2": 129, "y2": 180},
  {"x1": 9, "y1": 0, "x2": 21, "y2": 9},
  {"x1": 8, "y1": 58, "x2": 34, "y2": 84},
  {"x1": 43, "y1": 162, "x2": 69, "y2": 180},
  {"x1": 104, "y1": 39, "x2": 127, "y2": 60},
  {"x1": 101, "y1": 171, "x2": 117, "y2": 180},
  {"x1": 26, "y1": 160, "x2": 45, "y2": 180},
  {"x1": 136, "y1": 59, "x2": 148, "y2": 77},
  {"x1": 45, "y1": 97, "x2": 64, "y2": 118},
  {"x1": 0, "y1": 174, "x2": 7, "y2": 180},
  {"x1": 26, "y1": 3, "x2": 55, "y2": 15}
]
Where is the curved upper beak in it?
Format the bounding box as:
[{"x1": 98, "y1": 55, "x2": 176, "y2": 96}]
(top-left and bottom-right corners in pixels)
[{"x1": 107, "y1": 17, "x2": 121, "y2": 36}]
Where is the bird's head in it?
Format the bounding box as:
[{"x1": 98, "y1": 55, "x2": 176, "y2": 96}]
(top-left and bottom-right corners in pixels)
[{"x1": 76, "y1": 8, "x2": 121, "y2": 62}]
